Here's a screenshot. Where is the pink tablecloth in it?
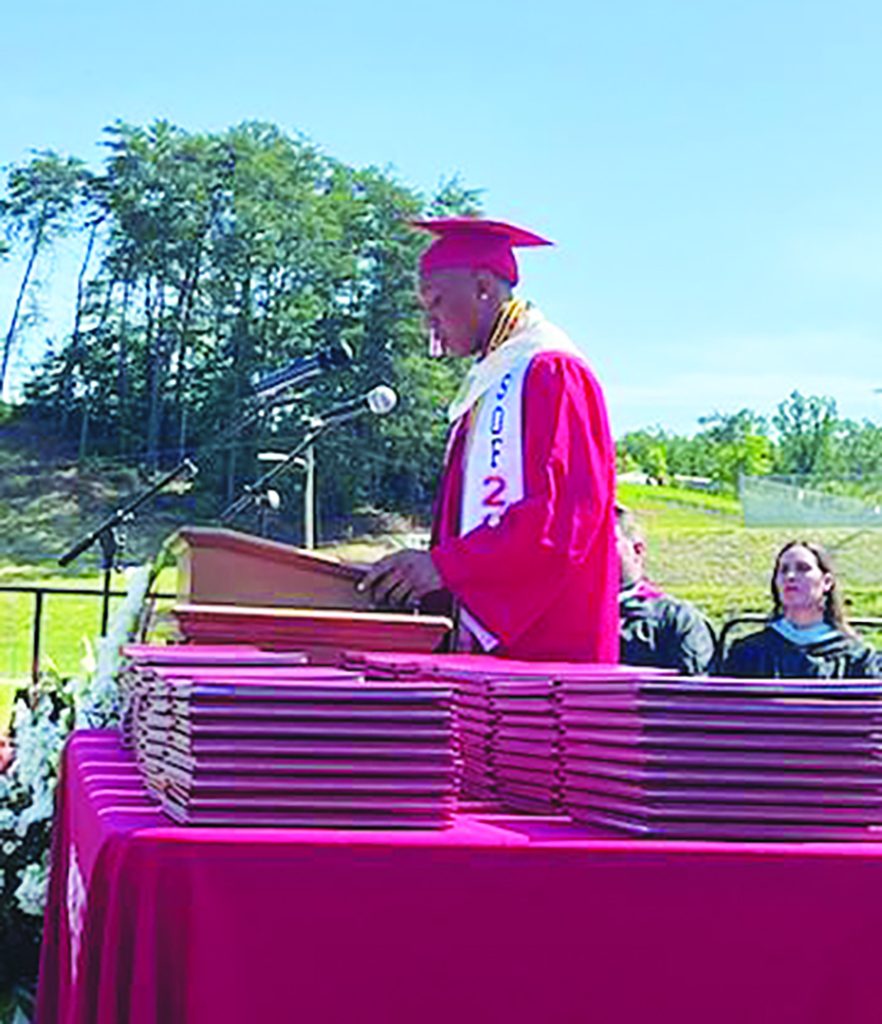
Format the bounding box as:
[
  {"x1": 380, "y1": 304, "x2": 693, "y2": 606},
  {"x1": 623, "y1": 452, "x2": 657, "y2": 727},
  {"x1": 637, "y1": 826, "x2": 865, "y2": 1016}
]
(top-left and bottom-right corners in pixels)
[{"x1": 37, "y1": 731, "x2": 882, "y2": 1024}]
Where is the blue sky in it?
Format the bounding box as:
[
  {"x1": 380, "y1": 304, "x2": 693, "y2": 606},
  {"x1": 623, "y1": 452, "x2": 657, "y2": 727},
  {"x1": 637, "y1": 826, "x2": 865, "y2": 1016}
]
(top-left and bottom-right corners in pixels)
[{"x1": 1, "y1": 0, "x2": 881, "y2": 435}]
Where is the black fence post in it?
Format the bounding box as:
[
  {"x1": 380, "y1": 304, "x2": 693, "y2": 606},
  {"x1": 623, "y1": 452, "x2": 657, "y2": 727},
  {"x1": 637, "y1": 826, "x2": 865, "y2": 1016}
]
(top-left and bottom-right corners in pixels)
[{"x1": 31, "y1": 588, "x2": 44, "y2": 694}]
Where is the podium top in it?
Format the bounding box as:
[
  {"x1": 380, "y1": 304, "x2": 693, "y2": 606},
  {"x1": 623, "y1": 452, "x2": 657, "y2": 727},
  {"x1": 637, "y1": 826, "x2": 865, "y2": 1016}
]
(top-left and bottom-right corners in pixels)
[
  {"x1": 172, "y1": 602, "x2": 454, "y2": 661},
  {"x1": 171, "y1": 527, "x2": 365, "y2": 580},
  {"x1": 170, "y1": 526, "x2": 373, "y2": 610}
]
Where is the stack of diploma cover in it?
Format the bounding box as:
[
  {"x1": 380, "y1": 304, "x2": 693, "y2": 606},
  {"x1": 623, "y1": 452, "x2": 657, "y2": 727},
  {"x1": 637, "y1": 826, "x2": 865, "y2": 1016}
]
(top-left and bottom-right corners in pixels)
[
  {"x1": 449, "y1": 671, "x2": 499, "y2": 801},
  {"x1": 338, "y1": 652, "x2": 548, "y2": 803},
  {"x1": 559, "y1": 676, "x2": 882, "y2": 840},
  {"x1": 119, "y1": 644, "x2": 309, "y2": 749},
  {"x1": 492, "y1": 679, "x2": 561, "y2": 813},
  {"x1": 339, "y1": 652, "x2": 500, "y2": 800},
  {"x1": 338, "y1": 649, "x2": 449, "y2": 680},
  {"x1": 484, "y1": 665, "x2": 666, "y2": 815},
  {"x1": 137, "y1": 672, "x2": 457, "y2": 828},
  {"x1": 133, "y1": 664, "x2": 357, "y2": 798},
  {"x1": 338, "y1": 652, "x2": 670, "y2": 808}
]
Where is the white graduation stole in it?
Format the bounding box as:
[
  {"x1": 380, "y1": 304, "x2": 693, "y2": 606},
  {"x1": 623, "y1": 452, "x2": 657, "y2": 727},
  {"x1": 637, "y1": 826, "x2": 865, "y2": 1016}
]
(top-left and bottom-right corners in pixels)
[
  {"x1": 460, "y1": 353, "x2": 531, "y2": 536},
  {"x1": 446, "y1": 305, "x2": 582, "y2": 649}
]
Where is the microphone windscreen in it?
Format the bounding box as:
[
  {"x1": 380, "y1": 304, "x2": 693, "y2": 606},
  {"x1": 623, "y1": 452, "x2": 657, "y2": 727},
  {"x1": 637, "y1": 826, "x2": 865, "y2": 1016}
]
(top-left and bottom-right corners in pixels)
[{"x1": 366, "y1": 385, "x2": 398, "y2": 416}]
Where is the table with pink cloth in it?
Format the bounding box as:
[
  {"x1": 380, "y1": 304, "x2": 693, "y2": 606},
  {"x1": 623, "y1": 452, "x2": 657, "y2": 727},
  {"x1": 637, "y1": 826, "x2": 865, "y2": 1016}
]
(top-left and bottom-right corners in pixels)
[{"x1": 37, "y1": 730, "x2": 882, "y2": 1024}]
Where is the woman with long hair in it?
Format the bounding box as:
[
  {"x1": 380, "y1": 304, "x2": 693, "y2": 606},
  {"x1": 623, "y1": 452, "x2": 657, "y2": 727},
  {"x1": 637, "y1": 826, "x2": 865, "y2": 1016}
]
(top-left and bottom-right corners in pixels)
[{"x1": 721, "y1": 540, "x2": 882, "y2": 678}]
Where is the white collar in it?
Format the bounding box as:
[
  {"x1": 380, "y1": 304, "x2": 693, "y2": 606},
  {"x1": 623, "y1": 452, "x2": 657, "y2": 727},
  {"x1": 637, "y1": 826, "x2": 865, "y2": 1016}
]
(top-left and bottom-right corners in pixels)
[{"x1": 447, "y1": 307, "x2": 581, "y2": 423}]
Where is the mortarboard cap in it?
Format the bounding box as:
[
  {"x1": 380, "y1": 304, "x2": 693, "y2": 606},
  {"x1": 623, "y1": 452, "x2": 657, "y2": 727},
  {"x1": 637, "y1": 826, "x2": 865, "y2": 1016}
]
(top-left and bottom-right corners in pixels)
[{"x1": 412, "y1": 217, "x2": 553, "y2": 286}]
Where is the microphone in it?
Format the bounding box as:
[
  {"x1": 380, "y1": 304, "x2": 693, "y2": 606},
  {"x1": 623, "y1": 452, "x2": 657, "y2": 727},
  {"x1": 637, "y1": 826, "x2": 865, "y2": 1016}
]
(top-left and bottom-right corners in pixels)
[
  {"x1": 252, "y1": 341, "x2": 353, "y2": 399},
  {"x1": 314, "y1": 385, "x2": 398, "y2": 426}
]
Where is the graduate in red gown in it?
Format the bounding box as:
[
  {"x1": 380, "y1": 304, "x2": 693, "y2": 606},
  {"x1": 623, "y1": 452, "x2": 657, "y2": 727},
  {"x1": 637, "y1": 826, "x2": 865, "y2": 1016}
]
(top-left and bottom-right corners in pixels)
[{"x1": 359, "y1": 218, "x2": 618, "y2": 662}]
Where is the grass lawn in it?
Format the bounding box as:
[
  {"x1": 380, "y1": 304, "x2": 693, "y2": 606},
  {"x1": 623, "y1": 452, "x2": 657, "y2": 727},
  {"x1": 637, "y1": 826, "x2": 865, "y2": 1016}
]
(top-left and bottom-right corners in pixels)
[
  {"x1": 0, "y1": 566, "x2": 179, "y2": 685},
  {"x1": 0, "y1": 574, "x2": 125, "y2": 682},
  {"x1": 0, "y1": 679, "x2": 16, "y2": 731}
]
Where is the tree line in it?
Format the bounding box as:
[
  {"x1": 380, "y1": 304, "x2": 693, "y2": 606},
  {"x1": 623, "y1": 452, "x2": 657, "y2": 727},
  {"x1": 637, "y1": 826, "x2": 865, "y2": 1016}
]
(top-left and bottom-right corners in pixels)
[
  {"x1": 0, "y1": 120, "x2": 479, "y2": 534},
  {"x1": 619, "y1": 392, "x2": 882, "y2": 496}
]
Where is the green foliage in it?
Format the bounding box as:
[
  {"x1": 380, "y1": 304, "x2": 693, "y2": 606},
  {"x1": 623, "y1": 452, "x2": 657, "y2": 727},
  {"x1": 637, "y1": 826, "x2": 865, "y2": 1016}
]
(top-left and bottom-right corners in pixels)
[
  {"x1": 618, "y1": 428, "x2": 669, "y2": 484},
  {"x1": 0, "y1": 669, "x2": 75, "y2": 1009},
  {"x1": 691, "y1": 410, "x2": 773, "y2": 490},
  {"x1": 772, "y1": 390, "x2": 838, "y2": 476},
  {"x1": 619, "y1": 395, "x2": 881, "y2": 498},
  {"x1": 426, "y1": 176, "x2": 484, "y2": 217},
  {"x1": 0, "y1": 150, "x2": 90, "y2": 395},
  {"x1": 0, "y1": 151, "x2": 86, "y2": 231},
  {"x1": 7, "y1": 120, "x2": 478, "y2": 528}
]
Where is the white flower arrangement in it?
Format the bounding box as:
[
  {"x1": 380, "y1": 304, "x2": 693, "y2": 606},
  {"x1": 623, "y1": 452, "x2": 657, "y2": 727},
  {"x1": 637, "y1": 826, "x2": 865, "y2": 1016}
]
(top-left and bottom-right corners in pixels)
[
  {"x1": 13, "y1": 865, "x2": 48, "y2": 920},
  {"x1": 75, "y1": 564, "x2": 151, "y2": 730}
]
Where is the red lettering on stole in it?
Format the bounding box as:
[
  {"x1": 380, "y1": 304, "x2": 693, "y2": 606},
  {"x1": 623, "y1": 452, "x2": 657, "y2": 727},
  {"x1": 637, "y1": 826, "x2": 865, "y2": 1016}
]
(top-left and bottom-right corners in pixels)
[{"x1": 481, "y1": 475, "x2": 507, "y2": 526}]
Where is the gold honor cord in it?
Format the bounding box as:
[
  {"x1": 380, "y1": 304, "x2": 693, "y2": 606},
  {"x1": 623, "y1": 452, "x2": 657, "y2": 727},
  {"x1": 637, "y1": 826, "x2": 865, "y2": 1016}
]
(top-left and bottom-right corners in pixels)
[{"x1": 484, "y1": 298, "x2": 529, "y2": 355}]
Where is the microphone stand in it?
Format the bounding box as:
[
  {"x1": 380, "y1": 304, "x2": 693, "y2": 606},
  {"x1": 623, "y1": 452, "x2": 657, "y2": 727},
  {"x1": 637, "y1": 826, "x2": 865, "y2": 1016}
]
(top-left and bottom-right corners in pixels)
[
  {"x1": 55, "y1": 362, "x2": 345, "y2": 634},
  {"x1": 219, "y1": 422, "x2": 329, "y2": 526},
  {"x1": 58, "y1": 458, "x2": 199, "y2": 636},
  {"x1": 219, "y1": 387, "x2": 397, "y2": 533}
]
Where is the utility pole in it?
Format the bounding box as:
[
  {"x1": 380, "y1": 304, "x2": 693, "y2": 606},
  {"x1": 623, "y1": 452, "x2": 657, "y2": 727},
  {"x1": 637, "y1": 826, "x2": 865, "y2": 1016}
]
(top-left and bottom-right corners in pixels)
[{"x1": 304, "y1": 443, "x2": 315, "y2": 549}]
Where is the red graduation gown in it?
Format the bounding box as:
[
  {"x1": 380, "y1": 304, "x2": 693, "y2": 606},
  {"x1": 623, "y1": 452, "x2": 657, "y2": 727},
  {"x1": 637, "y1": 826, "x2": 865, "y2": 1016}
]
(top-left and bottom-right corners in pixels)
[{"x1": 430, "y1": 350, "x2": 619, "y2": 662}]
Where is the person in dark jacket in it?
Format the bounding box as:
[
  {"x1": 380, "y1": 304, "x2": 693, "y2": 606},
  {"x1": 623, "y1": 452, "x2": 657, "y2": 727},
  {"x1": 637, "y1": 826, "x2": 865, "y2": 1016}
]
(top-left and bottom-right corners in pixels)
[
  {"x1": 721, "y1": 539, "x2": 882, "y2": 679},
  {"x1": 616, "y1": 504, "x2": 715, "y2": 675}
]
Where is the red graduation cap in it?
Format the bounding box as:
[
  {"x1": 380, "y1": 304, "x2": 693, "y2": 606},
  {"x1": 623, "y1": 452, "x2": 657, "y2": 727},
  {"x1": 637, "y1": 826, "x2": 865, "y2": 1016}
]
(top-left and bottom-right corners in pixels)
[{"x1": 412, "y1": 217, "x2": 553, "y2": 286}]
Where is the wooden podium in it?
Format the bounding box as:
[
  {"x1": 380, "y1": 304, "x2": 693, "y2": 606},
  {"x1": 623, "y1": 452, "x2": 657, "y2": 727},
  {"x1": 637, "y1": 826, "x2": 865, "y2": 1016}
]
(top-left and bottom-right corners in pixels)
[
  {"x1": 168, "y1": 527, "x2": 452, "y2": 662},
  {"x1": 170, "y1": 527, "x2": 373, "y2": 610}
]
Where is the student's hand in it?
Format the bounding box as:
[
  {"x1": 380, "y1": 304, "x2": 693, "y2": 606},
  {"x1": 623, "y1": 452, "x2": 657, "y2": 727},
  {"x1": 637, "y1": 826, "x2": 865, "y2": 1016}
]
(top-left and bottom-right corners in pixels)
[{"x1": 357, "y1": 550, "x2": 442, "y2": 609}]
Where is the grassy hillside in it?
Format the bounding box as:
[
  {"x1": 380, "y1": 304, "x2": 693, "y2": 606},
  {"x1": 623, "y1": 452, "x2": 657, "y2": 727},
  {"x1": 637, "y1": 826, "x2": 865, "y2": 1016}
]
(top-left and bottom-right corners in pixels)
[
  {"x1": 0, "y1": 421, "x2": 198, "y2": 573},
  {"x1": 617, "y1": 482, "x2": 882, "y2": 634}
]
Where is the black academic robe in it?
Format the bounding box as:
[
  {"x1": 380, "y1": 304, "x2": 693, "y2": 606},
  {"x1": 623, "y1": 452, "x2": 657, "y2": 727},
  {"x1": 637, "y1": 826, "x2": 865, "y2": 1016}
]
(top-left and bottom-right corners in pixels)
[
  {"x1": 722, "y1": 626, "x2": 882, "y2": 679},
  {"x1": 619, "y1": 590, "x2": 715, "y2": 675}
]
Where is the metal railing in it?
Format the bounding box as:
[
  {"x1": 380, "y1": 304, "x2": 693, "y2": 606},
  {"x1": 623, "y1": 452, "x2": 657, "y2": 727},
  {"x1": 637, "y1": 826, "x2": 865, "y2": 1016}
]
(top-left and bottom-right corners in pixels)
[{"x1": 0, "y1": 584, "x2": 175, "y2": 686}]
